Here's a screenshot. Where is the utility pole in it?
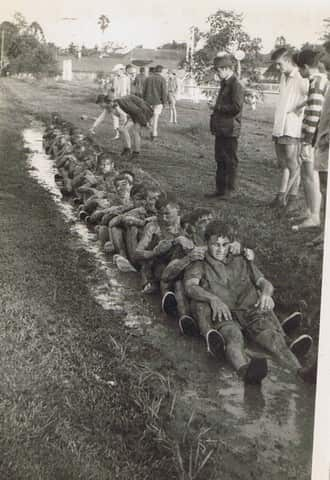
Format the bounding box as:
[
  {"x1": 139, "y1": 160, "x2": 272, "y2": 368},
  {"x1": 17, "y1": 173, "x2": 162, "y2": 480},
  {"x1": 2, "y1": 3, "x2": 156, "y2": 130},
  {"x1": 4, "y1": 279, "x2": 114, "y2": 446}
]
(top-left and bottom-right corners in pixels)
[{"x1": 0, "y1": 29, "x2": 5, "y2": 70}]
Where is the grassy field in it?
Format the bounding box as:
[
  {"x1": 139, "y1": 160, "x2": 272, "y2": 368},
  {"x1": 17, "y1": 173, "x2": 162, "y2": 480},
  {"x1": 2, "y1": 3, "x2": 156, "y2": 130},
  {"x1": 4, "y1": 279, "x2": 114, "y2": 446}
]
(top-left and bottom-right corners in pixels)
[{"x1": 0, "y1": 77, "x2": 322, "y2": 479}]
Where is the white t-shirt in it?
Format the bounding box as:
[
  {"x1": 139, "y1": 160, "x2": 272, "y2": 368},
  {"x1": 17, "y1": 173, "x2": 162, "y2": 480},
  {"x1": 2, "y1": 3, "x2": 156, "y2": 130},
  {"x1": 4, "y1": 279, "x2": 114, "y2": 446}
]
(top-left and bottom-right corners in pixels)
[{"x1": 273, "y1": 68, "x2": 309, "y2": 138}]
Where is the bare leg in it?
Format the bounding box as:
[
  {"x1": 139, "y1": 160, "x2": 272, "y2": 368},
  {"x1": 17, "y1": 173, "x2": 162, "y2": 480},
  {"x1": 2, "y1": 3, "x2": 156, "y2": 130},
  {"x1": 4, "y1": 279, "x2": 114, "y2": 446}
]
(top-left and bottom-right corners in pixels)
[{"x1": 111, "y1": 227, "x2": 127, "y2": 257}]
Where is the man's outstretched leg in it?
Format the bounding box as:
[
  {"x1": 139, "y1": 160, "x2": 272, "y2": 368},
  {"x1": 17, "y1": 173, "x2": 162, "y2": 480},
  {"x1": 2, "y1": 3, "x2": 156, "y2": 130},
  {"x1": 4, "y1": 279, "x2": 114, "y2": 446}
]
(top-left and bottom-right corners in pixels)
[{"x1": 191, "y1": 301, "x2": 268, "y2": 384}]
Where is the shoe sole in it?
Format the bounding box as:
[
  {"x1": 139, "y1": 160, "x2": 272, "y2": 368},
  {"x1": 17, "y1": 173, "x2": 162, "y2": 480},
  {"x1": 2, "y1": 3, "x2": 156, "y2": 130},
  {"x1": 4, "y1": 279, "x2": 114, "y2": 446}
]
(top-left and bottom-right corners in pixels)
[
  {"x1": 290, "y1": 335, "x2": 313, "y2": 357},
  {"x1": 281, "y1": 312, "x2": 302, "y2": 336},
  {"x1": 179, "y1": 316, "x2": 200, "y2": 336},
  {"x1": 207, "y1": 330, "x2": 226, "y2": 360},
  {"x1": 162, "y1": 292, "x2": 178, "y2": 316}
]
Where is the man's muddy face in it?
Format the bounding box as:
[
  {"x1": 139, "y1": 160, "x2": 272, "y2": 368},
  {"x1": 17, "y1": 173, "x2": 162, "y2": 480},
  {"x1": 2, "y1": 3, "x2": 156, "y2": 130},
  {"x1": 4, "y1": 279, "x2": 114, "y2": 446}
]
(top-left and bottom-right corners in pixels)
[
  {"x1": 115, "y1": 179, "x2": 132, "y2": 198},
  {"x1": 146, "y1": 191, "x2": 160, "y2": 213},
  {"x1": 195, "y1": 214, "x2": 213, "y2": 239},
  {"x1": 100, "y1": 158, "x2": 114, "y2": 174},
  {"x1": 161, "y1": 203, "x2": 180, "y2": 228},
  {"x1": 132, "y1": 192, "x2": 146, "y2": 208},
  {"x1": 208, "y1": 235, "x2": 231, "y2": 262}
]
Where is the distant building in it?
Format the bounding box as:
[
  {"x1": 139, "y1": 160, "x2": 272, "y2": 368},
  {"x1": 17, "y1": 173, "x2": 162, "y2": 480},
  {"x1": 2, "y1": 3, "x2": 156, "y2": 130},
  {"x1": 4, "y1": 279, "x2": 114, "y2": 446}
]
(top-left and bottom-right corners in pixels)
[{"x1": 58, "y1": 47, "x2": 185, "y2": 81}]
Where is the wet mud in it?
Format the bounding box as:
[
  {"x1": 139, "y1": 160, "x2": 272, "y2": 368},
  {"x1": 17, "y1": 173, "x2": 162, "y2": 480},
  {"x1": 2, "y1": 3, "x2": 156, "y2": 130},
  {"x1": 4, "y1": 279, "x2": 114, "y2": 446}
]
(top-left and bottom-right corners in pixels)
[{"x1": 24, "y1": 123, "x2": 315, "y2": 479}]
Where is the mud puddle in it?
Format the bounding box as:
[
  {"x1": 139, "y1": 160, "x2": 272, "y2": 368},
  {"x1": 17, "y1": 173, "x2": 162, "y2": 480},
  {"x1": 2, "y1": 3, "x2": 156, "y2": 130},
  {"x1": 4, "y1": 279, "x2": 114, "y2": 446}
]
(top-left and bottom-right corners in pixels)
[{"x1": 24, "y1": 122, "x2": 315, "y2": 479}]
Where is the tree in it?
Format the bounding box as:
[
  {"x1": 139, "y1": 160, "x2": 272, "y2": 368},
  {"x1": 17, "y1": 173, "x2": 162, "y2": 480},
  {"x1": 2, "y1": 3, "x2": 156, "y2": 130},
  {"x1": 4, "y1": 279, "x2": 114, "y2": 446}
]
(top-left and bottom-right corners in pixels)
[
  {"x1": 192, "y1": 9, "x2": 263, "y2": 84},
  {"x1": 13, "y1": 12, "x2": 28, "y2": 33},
  {"x1": 98, "y1": 14, "x2": 110, "y2": 35},
  {"x1": 158, "y1": 40, "x2": 186, "y2": 50},
  {"x1": 3, "y1": 13, "x2": 59, "y2": 77},
  {"x1": 68, "y1": 42, "x2": 78, "y2": 56},
  {"x1": 28, "y1": 21, "x2": 45, "y2": 42}
]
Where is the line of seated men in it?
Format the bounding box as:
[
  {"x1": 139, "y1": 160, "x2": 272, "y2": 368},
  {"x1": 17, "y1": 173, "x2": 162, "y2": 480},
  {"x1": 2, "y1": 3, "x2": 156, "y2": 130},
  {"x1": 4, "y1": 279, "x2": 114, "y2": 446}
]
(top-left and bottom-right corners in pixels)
[{"x1": 42, "y1": 112, "x2": 316, "y2": 385}]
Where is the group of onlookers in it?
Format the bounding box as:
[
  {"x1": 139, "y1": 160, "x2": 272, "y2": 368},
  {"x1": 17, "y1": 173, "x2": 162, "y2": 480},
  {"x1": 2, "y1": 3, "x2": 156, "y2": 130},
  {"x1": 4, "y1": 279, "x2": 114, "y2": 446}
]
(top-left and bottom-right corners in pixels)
[
  {"x1": 94, "y1": 63, "x2": 179, "y2": 145},
  {"x1": 41, "y1": 112, "x2": 317, "y2": 386},
  {"x1": 206, "y1": 44, "x2": 329, "y2": 253}
]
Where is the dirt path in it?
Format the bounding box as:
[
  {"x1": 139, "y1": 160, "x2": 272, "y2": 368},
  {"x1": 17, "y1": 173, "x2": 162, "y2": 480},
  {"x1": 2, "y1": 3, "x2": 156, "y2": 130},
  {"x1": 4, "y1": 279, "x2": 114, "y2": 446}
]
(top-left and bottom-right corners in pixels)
[{"x1": 0, "y1": 79, "x2": 317, "y2": 479}]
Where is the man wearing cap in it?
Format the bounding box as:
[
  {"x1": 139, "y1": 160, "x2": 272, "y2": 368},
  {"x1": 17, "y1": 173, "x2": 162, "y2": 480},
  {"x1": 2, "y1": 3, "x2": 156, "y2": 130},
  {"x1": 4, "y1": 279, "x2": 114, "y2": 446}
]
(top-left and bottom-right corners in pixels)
[{"x1": 207, "y1": 55, "x2": 244, "y2": 199}]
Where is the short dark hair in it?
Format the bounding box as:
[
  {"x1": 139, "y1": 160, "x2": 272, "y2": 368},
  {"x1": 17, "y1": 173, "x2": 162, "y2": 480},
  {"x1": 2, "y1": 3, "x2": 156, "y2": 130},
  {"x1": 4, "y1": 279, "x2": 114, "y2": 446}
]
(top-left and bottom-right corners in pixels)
[
  {"x1": 126, "y1": 64, "x2": 134, "y2": 70},
  {"x1": 270, "y1": 47, "x2": 294, "y2": 62},
  {"x1": 114, "y1": 173, "x2": 134, "y2": 186},
  {"x1": 204, "y1": 220, "x2": 234, "y2": 242},
  {"x1": 296, "y1": 49, "x2": 322, "y2": 68},
  {"x1": 155, "y1": 65, "x2": 164, "y2": 73},
  {"x1": 186, "y1": 208, "x2": 213, "y2": 226},
  {"x1": 96, "y1": 94, "x2": 105, "y2": 104},
  {"x1": 155, "y1": 192, "x2": 180, "y2": 211},
  {"x1": 131, "y1": 183, "x2": 148, "y2": 199},
  {"x1": 140, "y1": 67, "x2": 145, "y2": 73}
]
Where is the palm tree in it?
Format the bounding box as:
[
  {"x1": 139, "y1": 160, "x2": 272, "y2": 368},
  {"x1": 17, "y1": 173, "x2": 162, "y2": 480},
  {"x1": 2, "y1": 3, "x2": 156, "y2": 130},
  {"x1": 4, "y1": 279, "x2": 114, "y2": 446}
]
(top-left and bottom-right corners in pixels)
[{"x1": 98, "y1": 15, "x2": 110, "y2": 35}]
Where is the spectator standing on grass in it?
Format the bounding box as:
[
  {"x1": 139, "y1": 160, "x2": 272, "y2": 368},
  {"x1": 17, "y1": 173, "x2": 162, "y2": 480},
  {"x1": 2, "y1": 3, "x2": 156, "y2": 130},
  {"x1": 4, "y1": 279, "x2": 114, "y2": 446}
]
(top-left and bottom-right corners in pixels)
[
  {"x1": 206, "y1": 56, "x2": 244, "y2": 199},
  {"x1": 111, "y1": 64, "x2": 131, "y2": 140},
  {"x1": 168, "y1": 71, "x2": 179, "y2": 124},
  {"x1": 307, "y1": 45, "x2": 330, "y2": 249},
  {"x1": 134, "y1": 67, "x2": 147, "y2": 98},
  {"x1": 270, "y1": 48, "x2": 309, "y2": 213},
  {"x1": 292, "y1": 49, "x2": 328, "y2": 230},
  {"x1": 143, "y1": 64, "x2": 167, "y2": 140}
]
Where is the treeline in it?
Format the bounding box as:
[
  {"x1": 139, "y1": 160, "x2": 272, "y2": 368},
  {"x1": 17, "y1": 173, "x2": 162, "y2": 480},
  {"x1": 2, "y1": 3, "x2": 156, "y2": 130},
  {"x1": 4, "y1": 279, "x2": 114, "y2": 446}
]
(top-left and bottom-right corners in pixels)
[{"x1": 0, "y1": 12, "x2": 59, "y2": 77}]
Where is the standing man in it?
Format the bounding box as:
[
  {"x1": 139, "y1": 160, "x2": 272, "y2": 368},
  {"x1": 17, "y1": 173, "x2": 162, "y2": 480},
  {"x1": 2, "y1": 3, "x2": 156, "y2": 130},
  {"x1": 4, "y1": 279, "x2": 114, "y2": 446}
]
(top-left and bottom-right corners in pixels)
[
  {"x1": 167, "y1": 71, "x2": 179, "y2": 124},
  {"x1": 143, "y1": 64, "x2": 167, "y2": 140},
  {"x1": 270, "y1": 48, "x2": 309, "y2": 212},
  {"x1": 111, "y1": 64, "x2": 131, "y2": 140},
  {"x1": 206, "y1": 56, "x2": 244, "y2": 199},
  {"x1": 293, "y1": 49, "x2": 328, "y2": 230},
  {"x1": 134, "y1": 67, "x2": 147, "y2": 98}
]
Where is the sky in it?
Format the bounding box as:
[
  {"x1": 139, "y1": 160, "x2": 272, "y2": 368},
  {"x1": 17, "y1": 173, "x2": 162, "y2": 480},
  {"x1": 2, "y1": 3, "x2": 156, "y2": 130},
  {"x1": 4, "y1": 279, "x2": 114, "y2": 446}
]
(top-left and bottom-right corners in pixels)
[{"x1": 0, "y1": 0, "x2": 329, "y2": 52}]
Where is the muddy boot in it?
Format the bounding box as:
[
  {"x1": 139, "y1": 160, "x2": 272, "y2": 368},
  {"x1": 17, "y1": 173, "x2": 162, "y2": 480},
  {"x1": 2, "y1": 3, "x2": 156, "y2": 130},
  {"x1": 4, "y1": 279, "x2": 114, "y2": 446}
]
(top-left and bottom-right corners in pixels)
[
  {"x1": 238, "y1": 357, "x2": 268, "y2": 385},
  {"x1": 289, "y1": 334, "x2": 313, "y2": 358},
  {"x1": 298, "y1": 359, "x2": 318, "y2": 384},
  {"x1": 206, "y1": 329, "x2": 226, "y2": 360},
  {"x1": 281, "y1": 312, "x2": 302, "y2": 336},
  {"x1": 161, "y1": 291, "x2": 178, "y2": 316},
  {"x1": 179, "y1": 315, "x2": 200, "y2": 337}
]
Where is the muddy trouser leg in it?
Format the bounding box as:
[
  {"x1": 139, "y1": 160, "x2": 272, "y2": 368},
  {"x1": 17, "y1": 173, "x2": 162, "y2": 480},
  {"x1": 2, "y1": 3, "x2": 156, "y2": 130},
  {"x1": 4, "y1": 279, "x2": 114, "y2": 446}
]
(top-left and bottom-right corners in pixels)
[
  {"x1": 174, "y1": 280, "x2": 190, "y2": 317},
  {"x1": 190, "y1": 301, "x2": 249, "y2": 372},
  {"x1": 245, "y1": 309, "x2": 301, "y2": 371},
  {"x1": 140, "y1": 260, "x2": 156, "y2": 287},
  {"x1": 125, "y1": 226, "x2": 139, "y2": 265},
  {"x1": 111, "y1": 226, "x2": 127, "y2": 257},
  {"x1": 98, "y1": 225, "x2": 109, "y2": 246}
]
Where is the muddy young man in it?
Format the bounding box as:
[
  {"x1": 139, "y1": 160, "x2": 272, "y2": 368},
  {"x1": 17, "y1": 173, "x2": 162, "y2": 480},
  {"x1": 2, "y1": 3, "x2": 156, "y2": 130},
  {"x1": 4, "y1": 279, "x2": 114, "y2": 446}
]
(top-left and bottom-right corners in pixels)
[
  {"x1": 207, "y1": 55, "x2": 244, "y2": 200},
  {"x1": 160, "y1": 208, "x2": 215, "y2": 333},
  {"x1": 270, "y1": 47, "x2": 308, "y2": 213},
  {"x1": 183, "y1": 220, "x2": 312, "y2": 384},
  {"x1": 135, "y1": 195, "x2": 194, "y2": 297}
]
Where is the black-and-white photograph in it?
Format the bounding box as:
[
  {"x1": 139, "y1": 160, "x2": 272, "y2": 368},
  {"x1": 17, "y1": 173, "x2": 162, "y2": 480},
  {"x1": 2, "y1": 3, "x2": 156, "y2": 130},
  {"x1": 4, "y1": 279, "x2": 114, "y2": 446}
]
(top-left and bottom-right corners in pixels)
[{"x1": 0, "y1": 0, "x2": 329, "y2": 478}]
